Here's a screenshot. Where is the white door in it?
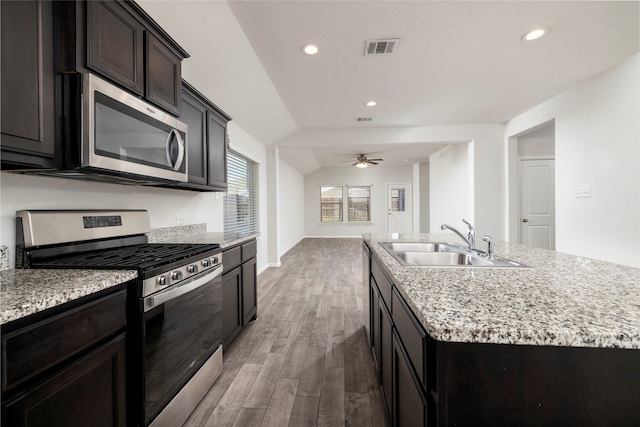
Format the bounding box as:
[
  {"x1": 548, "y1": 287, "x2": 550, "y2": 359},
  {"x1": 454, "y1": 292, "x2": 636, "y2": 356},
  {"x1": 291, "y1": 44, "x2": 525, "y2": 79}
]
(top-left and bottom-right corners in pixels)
[
  {"x1": 387, "y1": 184, "x2": 412, "y2": 234},
  {"x1": 520, "y1": 159, "x2": 555, "y2": 249}
]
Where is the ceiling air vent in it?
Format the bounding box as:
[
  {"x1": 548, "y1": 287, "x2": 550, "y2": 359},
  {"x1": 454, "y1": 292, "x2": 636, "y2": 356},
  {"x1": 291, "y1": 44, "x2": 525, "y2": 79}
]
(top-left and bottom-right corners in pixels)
[
  {"x1": 364, "y1": 39, "x2": 399, "y2": 56},
  {"x1": 355, "y1": 117, "x2": 373, "y2": 123}
]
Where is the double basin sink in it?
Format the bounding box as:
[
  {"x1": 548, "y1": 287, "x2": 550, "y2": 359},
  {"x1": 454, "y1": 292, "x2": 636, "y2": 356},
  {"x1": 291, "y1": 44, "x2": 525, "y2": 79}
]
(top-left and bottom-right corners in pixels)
[{"x1": 379, "y1": 241, "x2": 529, "y2": 268}]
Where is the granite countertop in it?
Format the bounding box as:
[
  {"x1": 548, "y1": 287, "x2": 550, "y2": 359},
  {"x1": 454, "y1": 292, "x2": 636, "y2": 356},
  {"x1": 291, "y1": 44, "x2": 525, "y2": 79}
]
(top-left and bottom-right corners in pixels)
[
  {"x1": 1, "y1": 269, "x2": 138, "y2": 325},
  {"x1": 364, "y1": 233, "x2": 640, "y2": 349},
  {"x1": 151, "y1": 230, "x2": 259, "y2": 249}
]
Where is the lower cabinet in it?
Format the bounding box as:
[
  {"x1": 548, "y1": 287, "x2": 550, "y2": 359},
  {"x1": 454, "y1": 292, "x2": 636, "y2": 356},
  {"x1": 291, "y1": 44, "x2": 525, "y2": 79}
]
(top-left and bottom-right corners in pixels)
[
  {"x1": 1, "y1": 286, "x2": 129, "y2": 426},
  {"x1": 393, "y1": 331, "x2": 428, "y2": 427},
  {"x1": 3, "y1": 334, "x2": 127, "y2": 427},
  {"x1": 221, "y1": 239, "x2": 257, "y2": 349}
]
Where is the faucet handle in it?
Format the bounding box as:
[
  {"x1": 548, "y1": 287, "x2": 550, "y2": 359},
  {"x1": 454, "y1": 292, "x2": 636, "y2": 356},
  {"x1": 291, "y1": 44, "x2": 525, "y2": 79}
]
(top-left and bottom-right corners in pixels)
[
  {"x1": 462, "y1": 218, "x2": 473, "y2": 231},
  {"x1": 481, "y1": 235, "x2": 495, "y2": 259}
]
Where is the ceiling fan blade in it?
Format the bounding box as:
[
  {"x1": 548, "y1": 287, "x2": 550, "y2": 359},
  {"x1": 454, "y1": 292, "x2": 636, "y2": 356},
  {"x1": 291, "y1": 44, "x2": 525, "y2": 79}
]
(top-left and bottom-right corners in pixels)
[
  {"x1": 367, "y1": 161, "x2": 379, "y2": 165},
  {"x1": 352, "y1": 162, "x2": 358, "y2": 166},
  {"x1": 367, "y1": 158, "x2": 384, "y2": 162}
]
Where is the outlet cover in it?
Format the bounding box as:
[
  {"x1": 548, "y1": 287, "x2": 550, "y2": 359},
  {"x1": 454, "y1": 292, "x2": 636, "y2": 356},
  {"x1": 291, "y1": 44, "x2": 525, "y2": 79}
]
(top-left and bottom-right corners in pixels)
[
  {"x1": 176, "y1": 215, "x2": 186, "y2": 225},
  {"x1": 575, "y1": 186, "x2": 592, "y2": 198}
]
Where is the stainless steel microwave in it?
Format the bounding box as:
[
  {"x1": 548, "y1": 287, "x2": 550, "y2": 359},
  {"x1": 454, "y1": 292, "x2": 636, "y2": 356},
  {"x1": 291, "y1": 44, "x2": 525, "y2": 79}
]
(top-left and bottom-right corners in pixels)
[{"x1": 80, "y1": 73, "x2": 188, "y2": 182}]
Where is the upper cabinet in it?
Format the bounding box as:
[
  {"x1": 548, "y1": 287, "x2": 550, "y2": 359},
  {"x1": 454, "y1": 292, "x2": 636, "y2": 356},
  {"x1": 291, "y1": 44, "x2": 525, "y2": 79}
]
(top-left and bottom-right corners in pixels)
[
  {"x1": 180, "y1": 81, "x2": 231, "y2": 192},
  {"x1": 0, "y1": 0, "x2": 58, "y2": 169},
  {"x1": 62, "y1": 0, "x2": 188, "y2": 115}
]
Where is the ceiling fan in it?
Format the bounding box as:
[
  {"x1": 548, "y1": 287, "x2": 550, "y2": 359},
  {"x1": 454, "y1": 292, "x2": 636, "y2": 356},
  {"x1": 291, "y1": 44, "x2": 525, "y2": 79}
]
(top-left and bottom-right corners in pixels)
[{"x1": 341, "y1": 154, "x2": 384, "y2": 168}]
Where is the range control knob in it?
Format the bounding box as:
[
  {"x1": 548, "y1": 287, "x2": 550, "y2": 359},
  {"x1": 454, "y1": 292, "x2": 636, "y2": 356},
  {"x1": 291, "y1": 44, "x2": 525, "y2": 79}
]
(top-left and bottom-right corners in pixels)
[
  {"x1": 202, "y1": 259, "x2": 211, "y2": 267},
  {"x1": 187, "y1": 265, "x2": 198, "y2": 274},
  {"x1": 171, "y1": 271, "x2": 183, "y2": 281},
  {"x1": 158, "y1": 276, "x2": 167, "y2": 286},
  {"x1": 212, "y1": 256, "x2": 219, "y2": 265}
]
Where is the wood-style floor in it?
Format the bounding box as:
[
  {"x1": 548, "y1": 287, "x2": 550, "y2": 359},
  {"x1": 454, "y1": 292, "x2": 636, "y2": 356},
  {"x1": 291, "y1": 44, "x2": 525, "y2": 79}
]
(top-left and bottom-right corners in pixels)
[{"x1": 184, "y1": 238, "x2": 388, "y2": 427}]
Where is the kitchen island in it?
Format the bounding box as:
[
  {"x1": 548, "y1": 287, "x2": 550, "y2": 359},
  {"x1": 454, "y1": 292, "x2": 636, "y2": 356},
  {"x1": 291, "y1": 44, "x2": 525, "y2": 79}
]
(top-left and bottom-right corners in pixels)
[{"x1": 363, "y1": 233, "x2": 640, "y2": 426}]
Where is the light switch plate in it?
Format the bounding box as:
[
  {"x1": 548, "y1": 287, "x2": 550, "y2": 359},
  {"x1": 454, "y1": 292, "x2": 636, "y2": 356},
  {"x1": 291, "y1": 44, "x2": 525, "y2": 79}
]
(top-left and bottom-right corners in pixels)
[{"x1": 575, "y1": 186, "x2": 592, "y2": 198}]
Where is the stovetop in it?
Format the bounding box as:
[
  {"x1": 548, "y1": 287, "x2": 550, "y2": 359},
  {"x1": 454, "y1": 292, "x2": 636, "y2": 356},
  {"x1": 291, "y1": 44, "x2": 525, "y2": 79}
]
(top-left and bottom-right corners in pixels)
[{"x1": 31, "y1": 243, "x2": 220, "y2": 272}]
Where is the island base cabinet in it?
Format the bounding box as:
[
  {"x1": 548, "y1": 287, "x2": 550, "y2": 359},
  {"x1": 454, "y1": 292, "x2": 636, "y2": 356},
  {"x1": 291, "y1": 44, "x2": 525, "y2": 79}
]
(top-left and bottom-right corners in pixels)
[
  {"x1": 440, "y1": 341, "x2": 640, "y2": 426},
  {"x1": 393, "y1": 332, "x2": 429, "y2": 427},
  {"x1": 3, "y1": 334, "x2": 127, "y2": 427}
]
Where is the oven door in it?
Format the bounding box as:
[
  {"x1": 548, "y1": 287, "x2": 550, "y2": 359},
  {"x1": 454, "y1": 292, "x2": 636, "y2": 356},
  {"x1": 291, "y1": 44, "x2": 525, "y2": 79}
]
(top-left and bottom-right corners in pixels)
[
  {"x1": 83, "y1": 73, "x2": 188, "y2": 182},
  {"x1": 141, "y1": 264, "x2": 223, "y2": 426}
]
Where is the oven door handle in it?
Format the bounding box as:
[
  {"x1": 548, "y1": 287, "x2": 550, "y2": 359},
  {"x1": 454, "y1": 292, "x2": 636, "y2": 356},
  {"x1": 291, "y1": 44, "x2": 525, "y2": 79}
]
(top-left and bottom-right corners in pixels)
[{"x1": 143, "y1": 264, "x2": 223, "y2": 312}]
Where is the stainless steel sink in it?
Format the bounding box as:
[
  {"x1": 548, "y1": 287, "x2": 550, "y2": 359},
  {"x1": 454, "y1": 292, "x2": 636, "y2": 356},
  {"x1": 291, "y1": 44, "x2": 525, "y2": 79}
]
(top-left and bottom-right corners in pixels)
[
  {"x1": 379, "y1": 241, "x2": 529, "y2": 268},
  {"x1": 379, "y1": 242, "x2": 462, "y2": 253}
]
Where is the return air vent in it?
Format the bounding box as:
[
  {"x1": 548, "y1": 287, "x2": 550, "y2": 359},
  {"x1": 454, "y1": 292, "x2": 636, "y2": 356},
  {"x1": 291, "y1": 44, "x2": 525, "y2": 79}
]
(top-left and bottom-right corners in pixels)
[
  {"x1": 364, "y1": 39, "x2": 399, "y2": 56},
  {"x1": 355, "y1": 117, "x2": 373, "y2": 123}
]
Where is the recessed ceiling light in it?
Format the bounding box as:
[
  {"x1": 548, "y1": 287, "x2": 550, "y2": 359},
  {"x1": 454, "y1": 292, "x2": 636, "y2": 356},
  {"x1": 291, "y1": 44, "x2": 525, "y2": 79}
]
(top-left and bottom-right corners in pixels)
[
  {"x1": 302, "y1": 44, "x2": 319, "y2": 55},
  {"x1": 522, "y1": 27, "x2": 548, "y2": 41},
  {"x1": 365, "y1": 101, "x2": 377, "y2": 107}
]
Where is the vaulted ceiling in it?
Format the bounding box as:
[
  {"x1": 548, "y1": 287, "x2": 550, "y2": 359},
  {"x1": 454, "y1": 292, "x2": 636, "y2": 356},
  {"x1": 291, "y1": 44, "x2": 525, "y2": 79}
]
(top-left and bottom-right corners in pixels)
[{"x1": 140, "y1": 1, "x2": 639, "y2": 174}]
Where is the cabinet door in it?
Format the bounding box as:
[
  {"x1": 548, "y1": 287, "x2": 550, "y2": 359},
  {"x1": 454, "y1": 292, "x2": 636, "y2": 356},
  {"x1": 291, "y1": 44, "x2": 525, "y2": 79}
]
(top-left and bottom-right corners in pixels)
[
  {"x1": 146, "y1": 33, "x2": 181, "y2": 115},
  {"x1": 392, "y1": 332, "x2": 428, "y2": 427},
  {"x1": 87, "y1": 0, "x2": 144, "y2": 95},
  {"x1": 242, "y1": 258, "x2": 257, "y2": 325},
  {"x1": 207, "y1": 111, "x2": 228, "y2": 190},
  {"x1": 371, "y1": 282, "x2": 381, "y2": 371},
  {"x1": 222, "y1": 267, "x2": 243, "y2": 349},
  {"x1": 1, "y1": 0, "x2": 56, "y2": 166},
  {"x1": 3, "y1": 334, "x2": 127, "y2": 427},
  {"x1": 181, "y1": 87, "x2": 208, "y2": 185},
  {"x1": 380, "y1": 298, "x2": 393, "y2": 420}
]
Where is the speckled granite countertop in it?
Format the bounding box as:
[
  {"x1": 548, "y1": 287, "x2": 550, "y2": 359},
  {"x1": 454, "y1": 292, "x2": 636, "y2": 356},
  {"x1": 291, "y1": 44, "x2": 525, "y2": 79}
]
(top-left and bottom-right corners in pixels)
[
  {"x1": 364, "y1": 233, "x2": 640, "y2": 349},
  {"x1": 150, "y1": 229, "x2": 259, "y2": 249},
  {"x1": 1, "y1": 269, "x2": 137, "y2": 325}
]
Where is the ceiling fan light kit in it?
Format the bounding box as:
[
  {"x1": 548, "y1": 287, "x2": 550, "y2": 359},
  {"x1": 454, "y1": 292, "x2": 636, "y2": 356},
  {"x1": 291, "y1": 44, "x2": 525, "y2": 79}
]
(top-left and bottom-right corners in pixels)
[{"x1": 340, "y1": 154, "x2": 384, "y2": 168}]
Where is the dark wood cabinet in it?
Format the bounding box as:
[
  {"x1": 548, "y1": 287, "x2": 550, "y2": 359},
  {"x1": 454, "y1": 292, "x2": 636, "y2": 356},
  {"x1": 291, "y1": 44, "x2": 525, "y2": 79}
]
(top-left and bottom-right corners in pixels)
[
  {"x1": 87, "y1": 0, "x2": 145, "y2": 96},
  {"x1": 65, "y1": 0, "x2": 188, "y2": 115},
  {"x1": 146, "y1": 32, "x2": 181, "y2": 115},
  {"x1": 179, "y1": 81, "x2": 231, "y2": 191},
  {"x1": 1, "y1": 0, "x2": 58, "y2": 169},
  {"x1": 222, "y1": 265, "x2": 243, "y2": 350},
  {"x1": 393, "y1": 331, "x2": 428, "y2": 427},
  {"x1": 221, "y1": 239, "x2": 257, "y2": 349},
  {"x1": 1, "y1": 286, "x2": 129, "y2": 427},
  {"x1": 3, "y1": 334, "x2": 127, "y2": 427},
  {"x1": 207, "y1": 111, "x2": 228, "y2": 190}
]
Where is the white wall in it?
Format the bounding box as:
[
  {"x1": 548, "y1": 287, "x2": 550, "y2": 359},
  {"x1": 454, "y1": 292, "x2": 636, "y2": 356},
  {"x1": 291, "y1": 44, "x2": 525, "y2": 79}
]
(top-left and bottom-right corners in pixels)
[
  {"x1": 419, "y1": 162, "x2": 430, "y2": 233},
  {"x1": 0, "y1": 172, "x2": 222, "y2": 269},
  {"x1": 429, "y1": 143, "x2": 471, "y2": 234},
  {"x1": 304, "y1": 166, "x2": 414, "y2": 237},
  {"x1": 278, "y1": 159, "x2": 305, "y2": 255},
  {"x1": 505, "y1": 54, "x2": 640, "y2": 267},
  {"x1": 517, "y1": 123, "x2": 555, "y2": 157}
]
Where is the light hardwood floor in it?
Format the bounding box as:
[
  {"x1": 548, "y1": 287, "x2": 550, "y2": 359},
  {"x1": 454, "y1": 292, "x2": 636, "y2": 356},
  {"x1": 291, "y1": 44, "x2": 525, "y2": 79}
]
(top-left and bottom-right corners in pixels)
[{"x1": 184, "y1": 238, "x2": 388, "y2": 427}]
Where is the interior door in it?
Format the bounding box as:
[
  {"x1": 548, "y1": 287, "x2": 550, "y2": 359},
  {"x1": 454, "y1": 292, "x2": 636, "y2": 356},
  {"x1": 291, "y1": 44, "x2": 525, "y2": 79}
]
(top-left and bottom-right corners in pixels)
[
  {"x1": 387, "y1": 184, "x2": 412, "y2": 234},
  {"x1": 520, "y1": 159, "x2": 555, "y2": 249}
]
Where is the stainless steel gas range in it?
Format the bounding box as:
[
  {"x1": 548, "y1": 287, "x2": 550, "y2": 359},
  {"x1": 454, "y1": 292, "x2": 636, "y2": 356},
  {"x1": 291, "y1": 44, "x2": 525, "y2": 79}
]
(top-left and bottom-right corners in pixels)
[{"x1": 16, "y1": 210, "x2": 223, "y2": 426}]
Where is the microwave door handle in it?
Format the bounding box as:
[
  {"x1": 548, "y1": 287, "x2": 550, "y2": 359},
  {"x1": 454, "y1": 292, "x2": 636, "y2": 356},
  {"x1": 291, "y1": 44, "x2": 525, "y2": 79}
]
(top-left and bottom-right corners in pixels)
[{"x1": 165, "y1": 129, "x2": 185, "y2": 171}]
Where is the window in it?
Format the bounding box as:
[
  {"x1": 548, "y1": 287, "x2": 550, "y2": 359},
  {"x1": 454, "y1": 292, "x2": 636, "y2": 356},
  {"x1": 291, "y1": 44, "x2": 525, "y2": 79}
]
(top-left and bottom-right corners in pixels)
[
  {"x1": 320, "y1": 186, "x2": 343, "y2": 222},
  {"x1": 224, "y1": 150, "x2": 259, "y2": 237},
  {"x1": 347, "y1": 186, "x2": 371, "y2": 221},
  {"x1": 320, "y1": 185, "x2": 371, "y2": 223}
]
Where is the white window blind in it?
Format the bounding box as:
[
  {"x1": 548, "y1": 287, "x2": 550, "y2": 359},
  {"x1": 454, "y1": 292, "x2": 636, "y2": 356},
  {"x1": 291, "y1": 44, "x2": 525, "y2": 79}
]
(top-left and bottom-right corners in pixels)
[
  {"x1": 347, "y1": 186, "x2": 371, "y2": 221},
  {"x1": 224, "y1": 150, "x2": 260, "y2": 237},
  {"x1": 320, "y1": 186, "x2": 343, "y2": 222}
]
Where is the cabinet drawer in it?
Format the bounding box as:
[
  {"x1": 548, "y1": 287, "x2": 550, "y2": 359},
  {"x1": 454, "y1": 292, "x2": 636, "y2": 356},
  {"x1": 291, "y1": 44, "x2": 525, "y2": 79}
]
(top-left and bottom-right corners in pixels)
[
  {"x1": 223, "y1": 246, "x2": 242, "y2": 272},
  {"x1": 241, "y1": 240, "x2": 256, "y2": 263},
  {"x1": 372, "y1": 256, "x2": 392, "y2": 311},
  {"x1": 392, "y1": 288, "x2": 428, "y2": 388},
  {"x1": 2, "y1": 289, "x2": 127, "y2": 393}
]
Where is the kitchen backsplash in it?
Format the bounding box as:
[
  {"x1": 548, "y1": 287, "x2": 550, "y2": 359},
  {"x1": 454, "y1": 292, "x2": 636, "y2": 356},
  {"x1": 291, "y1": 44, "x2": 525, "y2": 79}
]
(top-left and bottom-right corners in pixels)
[
  {"x1": 0, "y1": 246, "x2": 9, "y2": 270},
  {"x1": 148, "y1": 223, "x2": 207, "y2": 242}
]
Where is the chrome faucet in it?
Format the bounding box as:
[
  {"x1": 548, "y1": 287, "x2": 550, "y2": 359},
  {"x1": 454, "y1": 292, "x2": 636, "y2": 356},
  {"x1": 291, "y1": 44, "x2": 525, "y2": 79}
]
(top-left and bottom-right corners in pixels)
[
  {"x1": 441, "y1": 218, "x2": 476, "y2": 250},
  {"x1": 482, "y1": 235, "x2": 495, "y2": 259}
]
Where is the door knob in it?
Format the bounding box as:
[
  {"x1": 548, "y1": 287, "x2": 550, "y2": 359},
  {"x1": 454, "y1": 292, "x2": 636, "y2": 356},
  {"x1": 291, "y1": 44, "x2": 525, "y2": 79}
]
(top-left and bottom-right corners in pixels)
[{"x1": 522, "y1": 218, "x2": 529, "y2": 223}]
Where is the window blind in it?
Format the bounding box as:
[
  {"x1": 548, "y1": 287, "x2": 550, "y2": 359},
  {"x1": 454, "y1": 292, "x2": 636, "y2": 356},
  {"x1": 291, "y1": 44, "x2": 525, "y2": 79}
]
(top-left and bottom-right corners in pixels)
[{"x1": 224, "y1": 150, "x2": 260, "y2": 237}]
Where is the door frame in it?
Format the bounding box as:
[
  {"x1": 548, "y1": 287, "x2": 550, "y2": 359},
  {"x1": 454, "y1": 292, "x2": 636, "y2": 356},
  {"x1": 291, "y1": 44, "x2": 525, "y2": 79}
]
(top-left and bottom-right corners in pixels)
[
  {"x1": 517, "y1": 155, "x2": 555, "y2": 247},
  {"x1": 386, "y1": 183, "x2": 412, "y2": 233}
]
